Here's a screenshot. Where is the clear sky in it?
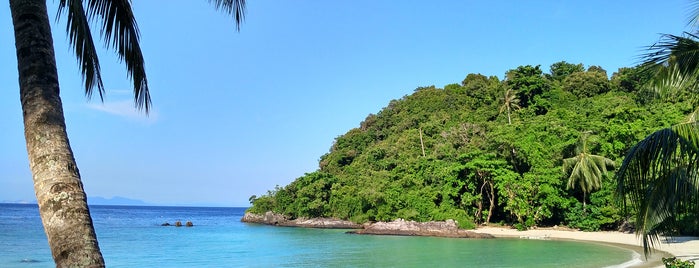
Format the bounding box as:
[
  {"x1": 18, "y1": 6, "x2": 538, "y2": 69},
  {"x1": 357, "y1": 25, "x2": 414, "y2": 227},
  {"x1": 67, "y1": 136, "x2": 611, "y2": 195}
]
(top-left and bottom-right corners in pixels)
[{"x1": 0, "y1": 1, "x2": 692, "y2": 207}]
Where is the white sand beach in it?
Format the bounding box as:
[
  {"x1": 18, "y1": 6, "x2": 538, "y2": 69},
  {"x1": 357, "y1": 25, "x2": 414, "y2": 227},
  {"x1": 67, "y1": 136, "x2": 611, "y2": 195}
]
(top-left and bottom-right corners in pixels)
[{"x1": 473, "y1": 226, "x2": 699, "y2": 267}]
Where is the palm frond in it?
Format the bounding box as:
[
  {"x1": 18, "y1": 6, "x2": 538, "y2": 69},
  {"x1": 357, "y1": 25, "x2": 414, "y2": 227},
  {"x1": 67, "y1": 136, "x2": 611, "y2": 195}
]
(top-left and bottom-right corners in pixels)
[
  {"x1": 57, "y1": 0, "x2": 105, "y2": 101},
  {"x1": 499, "y1": 89, "x2": 520, "y2": 114},
  {"x1": 637, "y1": 165, "x2": 696, "y2": 256},
  {"x1": 645, "y1": 60, "x2": 699, "y2": 100},
  {"x1": 209, "y1": 0, "x2": 247, "y2": 31},
  {"x1": 688, "y1": 0, "x2": 699, "y2": 29},
  {"x1": 563, "y1": 153, "x2": 613, "y2": 193},
  {"x1": 616, "y1": 122, "x2": 699, "y2": 256},
  {"x1": 563, "y1": 131, "x2": 614, "y2": 193},
  {"x1": 85, "y1": 0, "x2": 150, "y2": 112},
  {"x1": 642, "y1": 33, "x2": 699, "y2": 84},
  {"x1": 562, "y1": 157, "x2": 577, "y2": 175}
]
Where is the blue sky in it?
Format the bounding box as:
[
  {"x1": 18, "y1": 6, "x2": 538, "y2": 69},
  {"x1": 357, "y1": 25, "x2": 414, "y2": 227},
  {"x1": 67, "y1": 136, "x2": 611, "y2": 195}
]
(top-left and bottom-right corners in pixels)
[{"x1": 0, "y1": 1, "x2": 691, "y2": 207}]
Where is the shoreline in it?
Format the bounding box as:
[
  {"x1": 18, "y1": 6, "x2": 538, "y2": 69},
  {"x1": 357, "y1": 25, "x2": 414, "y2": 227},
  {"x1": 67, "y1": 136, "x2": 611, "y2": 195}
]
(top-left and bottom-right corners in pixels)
[
  {"x1": 243, "y1": 212, "x2": 698, "y2": 267},
  {"x1": 472, "y1": 226, "x2": 699, "y2": 268}
]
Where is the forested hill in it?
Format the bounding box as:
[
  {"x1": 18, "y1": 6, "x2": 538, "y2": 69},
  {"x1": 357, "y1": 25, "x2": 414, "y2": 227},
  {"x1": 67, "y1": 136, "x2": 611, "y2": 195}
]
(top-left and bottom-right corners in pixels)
[{"x1": 247, "y1": 62, "x2": 693, "y2": 231}]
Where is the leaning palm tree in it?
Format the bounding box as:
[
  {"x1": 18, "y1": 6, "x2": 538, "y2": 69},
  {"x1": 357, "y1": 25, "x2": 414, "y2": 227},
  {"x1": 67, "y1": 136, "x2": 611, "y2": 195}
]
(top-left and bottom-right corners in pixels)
[
  {"x1": 616, "y1": 1, "x2": 699, "y2": 256},
  {"x1": 9, "y1": 0, "x2": 245, "y2": 266},
  {"x1": 563, "y1": 131, "x2": 615, "y2": 207},
  {"x1": 499, "y1": 88, "x2": 521, "y2": 125}
]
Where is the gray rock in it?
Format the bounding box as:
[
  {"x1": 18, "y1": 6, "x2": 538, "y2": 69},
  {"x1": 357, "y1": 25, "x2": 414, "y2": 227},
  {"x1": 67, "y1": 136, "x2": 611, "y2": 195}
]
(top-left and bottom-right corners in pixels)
[
  {"x1": 241, "y1": 212, "x2": 361, "y2": 228},
  {"x1": 285, "y1": 217, "x2": 363, "y2": 229},
  {"x1": 351, "y1": 218, "x2": 494, "y2": 239},
  {"x1": 240, "y1": 212, "x2": 494, "y2": 238}
]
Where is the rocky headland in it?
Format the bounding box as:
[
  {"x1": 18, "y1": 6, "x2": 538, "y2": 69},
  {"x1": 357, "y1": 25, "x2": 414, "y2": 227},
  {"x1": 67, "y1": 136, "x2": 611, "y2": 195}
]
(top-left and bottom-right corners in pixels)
[{"x1": 241, "y1": 211, "x2": 493, "y2": 239}]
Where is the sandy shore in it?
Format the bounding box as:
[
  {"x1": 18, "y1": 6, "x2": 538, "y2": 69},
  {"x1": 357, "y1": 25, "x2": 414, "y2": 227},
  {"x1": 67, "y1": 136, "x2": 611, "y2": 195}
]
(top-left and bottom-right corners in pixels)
[{"x1": 473, "y1": 226, "x2": 699, "y2": 267}]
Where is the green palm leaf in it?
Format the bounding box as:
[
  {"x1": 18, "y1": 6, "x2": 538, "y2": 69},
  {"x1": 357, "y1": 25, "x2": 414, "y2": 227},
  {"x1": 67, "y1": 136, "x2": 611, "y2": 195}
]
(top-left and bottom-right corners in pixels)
[
  {"x1": 616, "y1": 122, "x2": 699, "y2": 256},
  {"x1": 564, "y1": 154, "x2": 614, "y2": 193},
  {"x1": 209, "y1": 0, "x2": 247, "y2": 30},
  {"x1": 88, "y1": 0, "x2": 150, "y2": 111},
  {"x1": 56, "y1": 0, "x2": 149, "y2": 111},
  {"x1": 57, "y1": 0, "x2": 247, "y2": 113},
  {"x1": 57, "y1": 0, "x2": 104, "y2": 100},
  {"x1": 640, "y1": 33, "x2": 699, "y2": 104},
  {"x1": 563, "y1": 132, "x2": 615, "y2": 206}
]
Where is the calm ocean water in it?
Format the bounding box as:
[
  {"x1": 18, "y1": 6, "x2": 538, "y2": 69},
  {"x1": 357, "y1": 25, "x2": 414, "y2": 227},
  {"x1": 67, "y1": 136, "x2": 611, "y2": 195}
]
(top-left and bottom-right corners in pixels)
[{"x1": 0, "y1": 203, "x2": 637, "y2": 267}]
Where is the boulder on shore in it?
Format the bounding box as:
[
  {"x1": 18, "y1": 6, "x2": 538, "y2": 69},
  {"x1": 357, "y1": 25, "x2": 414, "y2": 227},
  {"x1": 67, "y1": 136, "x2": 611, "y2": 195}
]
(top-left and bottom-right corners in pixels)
[
  {"x1": 350, "y1": 218, "x2": 494, "y2": 239},
  {"x1": 289, "y1": 217, "x2": 364, "y2": 229},
  {"x1": 242, "y1": 211, "x2": 287, "y2": 225}
]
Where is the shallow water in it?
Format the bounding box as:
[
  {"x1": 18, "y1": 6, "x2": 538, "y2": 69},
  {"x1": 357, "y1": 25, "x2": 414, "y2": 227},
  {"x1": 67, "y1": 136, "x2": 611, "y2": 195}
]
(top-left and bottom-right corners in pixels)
[{"x1": 0, "y1": 204, "x2": 636, "y2": 267}]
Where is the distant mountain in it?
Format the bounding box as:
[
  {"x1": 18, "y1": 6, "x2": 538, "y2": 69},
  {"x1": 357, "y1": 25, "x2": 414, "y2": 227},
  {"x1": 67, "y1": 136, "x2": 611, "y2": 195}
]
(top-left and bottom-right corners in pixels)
[
  {"x1": 1, "y1": 199, "x2": 37, "y2": 204},
  {"x1": 88, "y1": 196, "x2": 148, "y2": 206}
]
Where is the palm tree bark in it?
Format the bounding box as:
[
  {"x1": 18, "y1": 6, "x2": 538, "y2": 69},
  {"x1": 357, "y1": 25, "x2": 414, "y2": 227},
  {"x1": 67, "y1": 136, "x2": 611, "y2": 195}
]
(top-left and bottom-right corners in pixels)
[
  {"x1": 506, "y1": 108, "x2": 511, "y2": 125},
  {"x1": 10, "y1": 0, "x2": 105, "y2": 267}
]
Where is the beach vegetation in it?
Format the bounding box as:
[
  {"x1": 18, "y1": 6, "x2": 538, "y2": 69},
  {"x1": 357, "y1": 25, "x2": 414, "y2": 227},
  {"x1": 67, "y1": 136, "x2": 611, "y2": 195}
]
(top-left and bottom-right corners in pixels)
[{"x1": 663, "y1": 257, "x2": 695, "y2": 268}]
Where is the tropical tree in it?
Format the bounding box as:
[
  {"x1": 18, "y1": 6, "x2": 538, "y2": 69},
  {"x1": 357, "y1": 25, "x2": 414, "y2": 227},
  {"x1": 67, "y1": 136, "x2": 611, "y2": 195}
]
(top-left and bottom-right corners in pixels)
[
  {"x1": 504, "y1": 65, "x2": 550, "y2": 108},
  {"x1": 8, "y1": 0, "x2": 245, "y2": 266},
  {"x1": 616, "y1": 1, "x2": 699, "y2": 256},
  {"x1": 561, "y1": 70, "x2": 611, "y2": 98},
  {"x1": 549, "y1": 61, "x2": 584, "y2": 82},
  {"x1": 499, "y1": 88, "x2": 520, "y2": 125},
  {"x1": 563, "y1": 132, "x2": 615, "y2": 207}
]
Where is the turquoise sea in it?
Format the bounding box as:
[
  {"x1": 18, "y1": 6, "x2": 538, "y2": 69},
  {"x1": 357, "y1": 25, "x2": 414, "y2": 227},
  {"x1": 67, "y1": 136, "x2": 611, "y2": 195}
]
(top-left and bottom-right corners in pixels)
[{"x1": 0, "y1": 204, "x2": 639, "y2": 267}]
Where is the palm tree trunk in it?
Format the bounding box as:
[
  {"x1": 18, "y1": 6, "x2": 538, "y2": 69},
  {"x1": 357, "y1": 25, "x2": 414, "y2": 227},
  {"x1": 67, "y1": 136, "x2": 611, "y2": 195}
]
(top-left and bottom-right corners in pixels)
[
  {"x1": 419, "y1": 127, "x2": 426, "y2": 157},
  {"x1": 10, "y1": 0, "x2": 105, "y2": 267},
  {"x1": 506, "y1": 108, "x2": 512, "y2": 125}
]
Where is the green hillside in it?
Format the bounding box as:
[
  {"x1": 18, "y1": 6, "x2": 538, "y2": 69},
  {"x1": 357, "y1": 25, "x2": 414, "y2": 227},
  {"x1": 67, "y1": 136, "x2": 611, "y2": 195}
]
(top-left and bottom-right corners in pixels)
[{"x1": 247, "y1": 62, "x2": 693, "y2": 231}]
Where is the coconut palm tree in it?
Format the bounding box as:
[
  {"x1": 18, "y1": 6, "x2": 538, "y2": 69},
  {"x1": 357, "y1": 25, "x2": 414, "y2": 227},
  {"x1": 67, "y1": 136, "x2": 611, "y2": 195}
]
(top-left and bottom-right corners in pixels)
[
  {"x1": 9, "y1": 0, "x2": 245, "y2": 266},
  {"x1": 499, "y1": 88, "x2": 520, "y2": 125},
  {"x1": 562, "y1": 132, "x2": 615, "y2": 208},
  {"x1": 616, "y1": 1, "x2": 699, "y2": 256}
]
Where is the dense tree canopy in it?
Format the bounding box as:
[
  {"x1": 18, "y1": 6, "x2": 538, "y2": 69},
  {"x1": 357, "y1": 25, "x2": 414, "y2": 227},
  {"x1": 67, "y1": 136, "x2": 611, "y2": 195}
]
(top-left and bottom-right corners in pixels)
[
  {"x1": 549, "y1": 61, "x2": 584, "y2": 82},
  {"x1": 249, "y1": 61, "x2": 695, "y2": 233}
]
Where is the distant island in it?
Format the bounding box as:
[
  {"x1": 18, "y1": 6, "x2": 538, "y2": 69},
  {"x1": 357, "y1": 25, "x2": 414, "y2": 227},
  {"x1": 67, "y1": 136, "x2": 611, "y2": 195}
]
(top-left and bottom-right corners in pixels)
[
  {"x1": 2, "y1": 196, "x2": 149, "y2": 206},
  {"x1": 0, "y1": 199, "x2": 36, "y2": 204},
  {"x1": 87, "y1": 196, "x2": 148, "y2": 206}
]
